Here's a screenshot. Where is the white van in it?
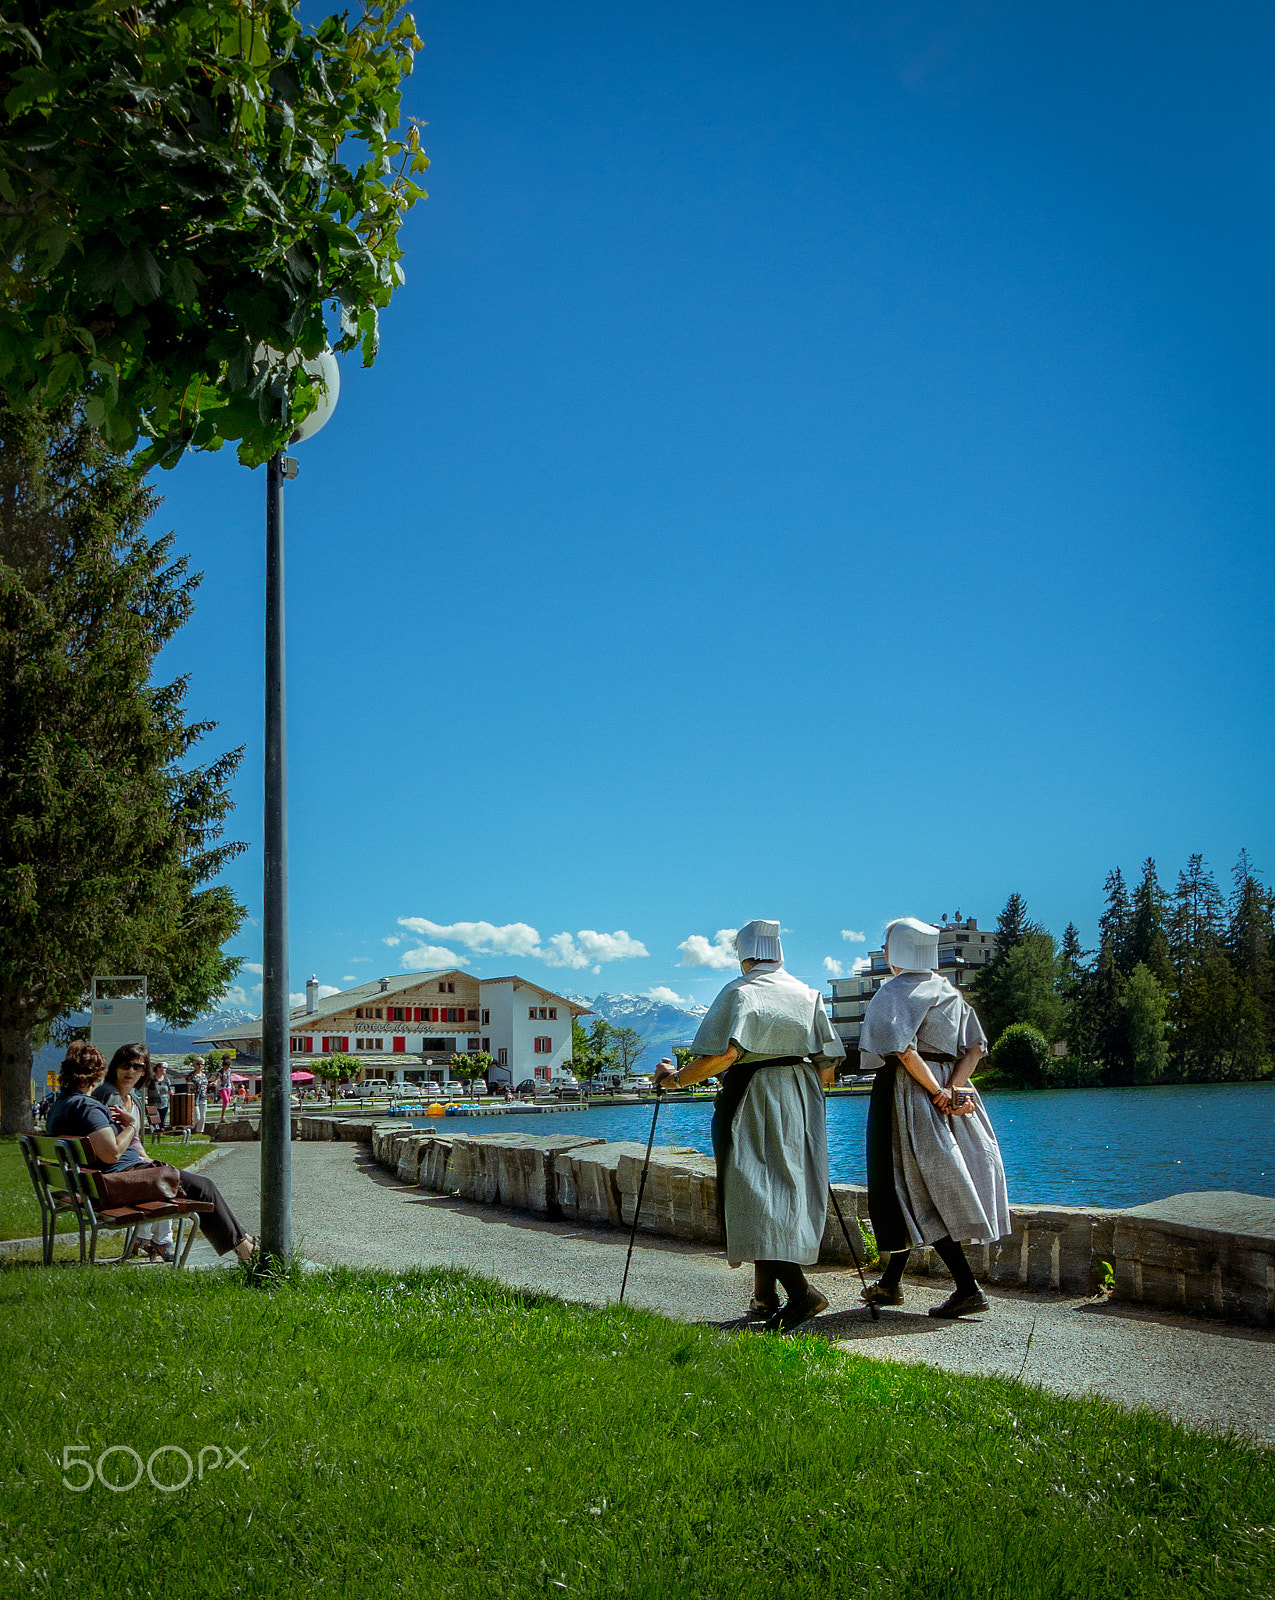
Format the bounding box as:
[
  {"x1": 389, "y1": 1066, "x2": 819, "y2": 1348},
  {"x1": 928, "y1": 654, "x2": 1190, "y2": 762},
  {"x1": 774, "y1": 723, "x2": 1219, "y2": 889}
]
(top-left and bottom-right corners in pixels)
[{"x1": 359, "y1": 1078, "x2": 391, "y2": 1097}]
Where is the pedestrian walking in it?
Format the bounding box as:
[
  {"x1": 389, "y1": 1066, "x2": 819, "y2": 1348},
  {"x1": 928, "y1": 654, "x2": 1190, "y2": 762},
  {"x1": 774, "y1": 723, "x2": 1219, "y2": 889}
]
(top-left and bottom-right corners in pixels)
[
  {"x1": 653, "y1": 920, "x2": 844, "y2": 1328},
  {"x1": 858, "y1": 917, "x2": 1011, "y2": 1318},
  {"x1": 188, "y1": 1060, "x2": 208, "y2": 1134},
  {"x1": 148, "y1": 1061, "x2": 171, "y2": 1130}
]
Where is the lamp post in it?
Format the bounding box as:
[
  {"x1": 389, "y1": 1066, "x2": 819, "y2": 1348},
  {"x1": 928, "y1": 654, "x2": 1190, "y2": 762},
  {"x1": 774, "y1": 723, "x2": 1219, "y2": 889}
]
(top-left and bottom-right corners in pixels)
[{"x1": 259, "y1": 351, "x2": 340, "y2": 1268}]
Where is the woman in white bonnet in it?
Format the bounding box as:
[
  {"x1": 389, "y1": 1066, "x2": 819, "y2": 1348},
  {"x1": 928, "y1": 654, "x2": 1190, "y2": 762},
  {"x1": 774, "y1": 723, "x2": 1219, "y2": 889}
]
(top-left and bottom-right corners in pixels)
[
  {"x1": 654, "y1": 920, "x2": 845, "y2": 1328},
  {"x1": 858, "y1": 917, "x2": 1010, "y2": 1317}
]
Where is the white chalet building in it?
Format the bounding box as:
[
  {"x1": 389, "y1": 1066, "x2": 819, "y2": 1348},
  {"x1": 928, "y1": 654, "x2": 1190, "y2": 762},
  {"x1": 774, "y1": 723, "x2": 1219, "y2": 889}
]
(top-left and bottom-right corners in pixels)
[{"x1": 197, "y1": 970, "x2": 592, "y2": 1089}]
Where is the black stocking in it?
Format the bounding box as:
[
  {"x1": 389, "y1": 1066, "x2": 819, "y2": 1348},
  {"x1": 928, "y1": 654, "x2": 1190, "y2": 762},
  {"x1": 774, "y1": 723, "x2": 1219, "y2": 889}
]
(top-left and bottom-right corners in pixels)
[
  {"x1": 756, "y1": 1260, "x2": 809, "y2": 1303},
  {"x1": 879, "y1": 1248, "x2": 909, "y2": 1290},
  {"x1": 931, "y1": 1235, "x2": 977, "y2": 1293},
  {"x1": 879, "y1": 1237, "x2": 976, "y2": 1293}
]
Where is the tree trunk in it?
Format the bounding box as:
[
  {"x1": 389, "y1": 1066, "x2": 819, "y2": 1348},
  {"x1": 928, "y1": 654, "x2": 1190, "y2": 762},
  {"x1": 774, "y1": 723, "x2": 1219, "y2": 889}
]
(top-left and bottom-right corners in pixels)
[{"x1": 0, "y1": 1019, "x2": 35, "y2": 1134}]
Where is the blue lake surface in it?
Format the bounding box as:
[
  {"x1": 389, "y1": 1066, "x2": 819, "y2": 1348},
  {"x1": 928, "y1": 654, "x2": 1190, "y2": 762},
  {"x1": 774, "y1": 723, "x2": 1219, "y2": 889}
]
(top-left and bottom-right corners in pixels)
[{"x1": 419, "y1": 1082, "x2": 1275, "y2": 1209}]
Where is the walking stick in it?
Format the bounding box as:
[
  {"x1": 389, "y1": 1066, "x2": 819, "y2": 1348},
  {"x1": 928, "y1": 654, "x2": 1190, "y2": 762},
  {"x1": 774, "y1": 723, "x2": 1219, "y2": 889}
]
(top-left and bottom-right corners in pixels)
[
  {"x1": 828, "y1": 1183, "x2": 880, "y2": 1321},
  {"x1": 619, "y1": 1085, "x2": 663, "y2": 1304}
]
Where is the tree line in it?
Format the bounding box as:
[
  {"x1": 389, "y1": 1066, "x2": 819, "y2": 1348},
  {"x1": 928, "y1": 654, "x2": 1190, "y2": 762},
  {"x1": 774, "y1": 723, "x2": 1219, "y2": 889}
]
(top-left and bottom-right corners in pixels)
[{"x1": 971, "y1": 853, "x2": 1274, "y2": 1088}]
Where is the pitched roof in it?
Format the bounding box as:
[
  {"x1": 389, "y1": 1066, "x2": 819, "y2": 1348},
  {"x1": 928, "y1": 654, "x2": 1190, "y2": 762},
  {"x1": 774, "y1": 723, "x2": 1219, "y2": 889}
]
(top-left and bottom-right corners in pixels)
[{"x1": 194, "y1": 968, "x2": 592, "y2": 1043}]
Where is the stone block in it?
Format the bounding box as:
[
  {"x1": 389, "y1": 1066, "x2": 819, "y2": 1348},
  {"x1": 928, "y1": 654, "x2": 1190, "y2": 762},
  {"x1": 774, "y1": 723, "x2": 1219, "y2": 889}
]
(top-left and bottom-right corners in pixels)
[
  {"x1": 819, "y1": 1184, "x2": 871, "y2": 1265},
  {"x1": 211, "y1": 1118, "x2": 257, "y2": 1142},
  {"x1": 616, "y1": 1150, "x2": 719, "y2": 1242},
  {"x1": 449, "y1": 1132, "x2": 605, "y2": 1213},
  {"x1": 338, "y1": 1120, "x2": 376, "y2": 1144},
  {"x1": 1111, "y1": 1194, "x2": 1275, "y2": 1326},
  {"x1": 395, "y1": 1134, "x2": 433, "y2": 1186},
  {"x1": 419, "y1": 1135, "x2": 455, "y2": 1193},
  {"x1": 555, "y1": 1141, "x2": 653, "y2": 1227}
]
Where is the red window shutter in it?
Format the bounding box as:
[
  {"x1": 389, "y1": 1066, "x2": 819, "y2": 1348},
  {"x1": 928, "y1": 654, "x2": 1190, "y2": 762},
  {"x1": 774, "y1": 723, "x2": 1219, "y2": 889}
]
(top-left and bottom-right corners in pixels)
[
  {"x1": 432, "y1": 1007, "x2": 439, "y2": 1022},
  {"x1": 392, "y1": 1035, "x2": 406, "y2": 1053},
  {"x1": 306, "y1": 1038, "x2": 313, "y2": 1053},
  {"x1": 341, "y1": 1037, "x2": 349, "y2": 1052},
  {"x1": 321, "y1": 1038, "x2": 329, "y2": 1051}
]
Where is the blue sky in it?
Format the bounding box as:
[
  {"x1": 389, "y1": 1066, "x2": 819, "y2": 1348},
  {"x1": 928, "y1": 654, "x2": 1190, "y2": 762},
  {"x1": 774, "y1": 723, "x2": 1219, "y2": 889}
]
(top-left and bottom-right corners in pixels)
[{"x1": 155, "y1": 0, "x2": 1274, "y2": 1013}]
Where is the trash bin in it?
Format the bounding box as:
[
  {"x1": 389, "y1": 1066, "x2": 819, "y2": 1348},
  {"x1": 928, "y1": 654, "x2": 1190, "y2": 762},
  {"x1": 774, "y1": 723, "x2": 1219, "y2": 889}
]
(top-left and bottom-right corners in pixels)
[{"x1": 170, "y1": 1090, "x2": 195, "y2": 1136}]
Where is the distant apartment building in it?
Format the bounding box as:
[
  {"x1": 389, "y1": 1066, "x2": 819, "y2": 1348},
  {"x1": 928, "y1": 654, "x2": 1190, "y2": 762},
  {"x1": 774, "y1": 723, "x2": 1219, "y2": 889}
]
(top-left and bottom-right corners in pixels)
[
  {"x1": 827, "y1": 915, "x2": 997, "y2": 1062},
  {"x1": 197, "y1": 970, "x2": 592, "y2": 1088}
]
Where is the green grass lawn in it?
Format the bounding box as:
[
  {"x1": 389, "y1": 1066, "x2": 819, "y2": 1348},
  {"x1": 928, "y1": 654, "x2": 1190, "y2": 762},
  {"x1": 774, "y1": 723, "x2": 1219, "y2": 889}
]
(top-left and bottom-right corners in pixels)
[
  {"x1": 0, "y1": 1134, "x2": 216, "y2": 1241},
  {"x1": 0, "y1": 1265, "x2": 1270, "y2": 1599}
]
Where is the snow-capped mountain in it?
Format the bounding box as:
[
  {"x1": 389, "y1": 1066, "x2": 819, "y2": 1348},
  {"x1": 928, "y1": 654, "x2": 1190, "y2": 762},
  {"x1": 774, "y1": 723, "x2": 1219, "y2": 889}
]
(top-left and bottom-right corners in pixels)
[
  {"x1": 575, "y1": 992, "x2": 709, "y2": 1069},
  {"x1": 192, "y1": 1005, "x2": 257, "y2": 1037}
]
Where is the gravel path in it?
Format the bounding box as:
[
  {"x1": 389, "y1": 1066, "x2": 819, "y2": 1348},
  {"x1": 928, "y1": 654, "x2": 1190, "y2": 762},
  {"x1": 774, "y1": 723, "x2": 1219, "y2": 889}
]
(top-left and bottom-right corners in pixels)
[{"x1": 196, "y1": 1142, "x2": 1275, "y2": 1448}]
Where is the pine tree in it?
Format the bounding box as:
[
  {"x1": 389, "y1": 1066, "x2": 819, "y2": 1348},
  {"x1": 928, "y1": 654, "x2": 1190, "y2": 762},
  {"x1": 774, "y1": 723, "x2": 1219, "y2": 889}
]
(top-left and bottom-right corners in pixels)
[
  {"x1": 1126, "y1": 858, "x2": 1174, "y2": 988},
  {"x1": 1077, "y1": 938, "x2": 1128, "y2": 1082},
  {"x1": 1225, "y1": 851, "x2": 1272, "y2": 1076},
  {"x1": 0, "y1": 401, "x2": 246, "y2": 1132},
  {"x1": 970, "y1": 894, "x2": 1059, "y2": 1043},
  {"x1": 1056, "y1": 922, "x2": 1090, "y2": 1053},
  {"x1": 1098, "y1": 869, "x2": 1133, "y2": 972},
  {"x1": 1167, "y1": 855, "x2": 1227, "y2": 1078}
]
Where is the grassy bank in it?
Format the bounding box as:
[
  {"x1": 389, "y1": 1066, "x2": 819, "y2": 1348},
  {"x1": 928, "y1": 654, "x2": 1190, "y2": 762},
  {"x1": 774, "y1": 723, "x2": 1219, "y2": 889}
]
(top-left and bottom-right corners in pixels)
[
  {"x1": 0, "y1": 1135, "x2": 216, "y2": 1241},
  {"x1": 1, "y1": 1265, "x2": 1271, "y2": 1599}
]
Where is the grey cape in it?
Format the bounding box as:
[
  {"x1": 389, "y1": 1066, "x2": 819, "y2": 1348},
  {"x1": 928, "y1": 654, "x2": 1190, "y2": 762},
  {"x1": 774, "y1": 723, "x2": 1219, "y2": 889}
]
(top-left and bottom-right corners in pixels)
[
  {"x1": 691, "y1": 962, "x2": 844, "y2": 1268},
  {"x1": 860, "y1": 972, "x2": 1010, "y2": 1249}
]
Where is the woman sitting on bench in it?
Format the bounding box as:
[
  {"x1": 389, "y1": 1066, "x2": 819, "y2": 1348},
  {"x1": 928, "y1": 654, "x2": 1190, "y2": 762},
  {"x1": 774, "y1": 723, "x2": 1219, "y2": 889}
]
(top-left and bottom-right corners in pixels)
[{"x1": 46, "y1": 1040, "x2": 257, "y2": 1264}]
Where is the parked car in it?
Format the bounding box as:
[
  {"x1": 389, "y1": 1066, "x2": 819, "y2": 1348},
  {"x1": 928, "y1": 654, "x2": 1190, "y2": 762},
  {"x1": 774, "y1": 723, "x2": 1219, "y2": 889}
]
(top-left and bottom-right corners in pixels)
[
  {"x1": 629, "y1": 1075, "x2": 654, "y2": 1093},
  {"x1": 514, "y1": 1080, "x2": 535, "y2": 1095},
  {"x1": 359, "y1": 1078, "x2": 391, "y2": 1096}
]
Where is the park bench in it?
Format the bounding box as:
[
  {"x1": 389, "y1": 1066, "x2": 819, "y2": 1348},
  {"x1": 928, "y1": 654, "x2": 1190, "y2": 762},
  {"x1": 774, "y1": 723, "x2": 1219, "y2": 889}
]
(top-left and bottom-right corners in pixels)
[{"x1": 18, "y1": 1135, "x2": 213, "y2": 1268}]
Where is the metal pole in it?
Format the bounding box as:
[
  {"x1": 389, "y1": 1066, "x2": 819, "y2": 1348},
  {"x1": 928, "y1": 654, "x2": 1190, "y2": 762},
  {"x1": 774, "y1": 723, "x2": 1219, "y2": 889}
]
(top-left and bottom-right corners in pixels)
[
  {"x1": 259, "y1": 451, "x2": 291, "y2": 1265},
  {"x1": 619, "y1": 1087, "x2": 662, "y2": 1304}
]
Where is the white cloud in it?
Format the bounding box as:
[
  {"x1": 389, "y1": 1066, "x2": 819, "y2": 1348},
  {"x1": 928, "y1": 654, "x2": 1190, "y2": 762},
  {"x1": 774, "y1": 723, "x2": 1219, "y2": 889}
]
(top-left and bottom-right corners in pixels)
[
  {"x1": 678, "y1": 929, "x2": 738, "y2": 969},
  {"x1": 841, "y1": 929, "x2": 866, "y2": 944},
  {"x1": 540, "y1": 929, "x2": 649, "y2": 970},
  {"x1": 221, "y1": 985, "x2": 259, "y2": 1010},
  {"x1": 644, "y1": 985, "x2": 692, "y2": 1006},
  {"x1": 400, "y1": 944, "x2": 469, "y2": 971},
  {"x1": 397, "y1": 917, "x2": 541, "y2": 957},
  {"x1": 342, "y1": 975, "x2": 357, "y2": 982},
  {"x1": 853, "y1": 956, "x2": 871, "y2": 973},
  {"x1": 243, "y1": 961, "x2": 264, "y2": 976},
  {"x1": 823, "y1": 957, "x2": 845, "y2": 978},
  {"x1": 396, "y1": 916, "x2": 647, "y2": 971},
  {"x1": 382, "y1": 935, "x2": 401, "y2": 947},
  {"x1": 349, "y1": 957, "x2": 372, "y2": 964}
]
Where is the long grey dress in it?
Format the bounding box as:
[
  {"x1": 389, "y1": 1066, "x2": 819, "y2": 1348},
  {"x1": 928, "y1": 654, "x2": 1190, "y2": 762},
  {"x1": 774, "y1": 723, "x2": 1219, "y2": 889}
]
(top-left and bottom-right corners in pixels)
[
  {"x1": 691, "y1": 962, "x2": 845, "y2": 1267},
  {"x1": 860, "y1": 972, "x2": 1010, "y2": 1249}
]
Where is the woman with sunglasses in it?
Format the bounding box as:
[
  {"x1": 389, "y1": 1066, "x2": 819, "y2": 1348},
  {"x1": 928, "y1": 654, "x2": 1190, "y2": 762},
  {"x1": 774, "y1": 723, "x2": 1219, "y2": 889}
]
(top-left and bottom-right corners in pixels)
[{"x1": 67, "y1": 1042, "x2": 257, "y2": 1264}]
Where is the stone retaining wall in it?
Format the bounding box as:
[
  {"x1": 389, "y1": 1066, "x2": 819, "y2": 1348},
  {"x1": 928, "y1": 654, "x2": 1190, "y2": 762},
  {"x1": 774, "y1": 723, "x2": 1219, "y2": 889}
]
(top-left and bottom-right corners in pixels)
[
  {"x1": 216, "y1": 1116, "x2": 377, "y2": 1143},
  {"x1": 367, "y1": 1126, "x2": 1275, "y2": 1327}
]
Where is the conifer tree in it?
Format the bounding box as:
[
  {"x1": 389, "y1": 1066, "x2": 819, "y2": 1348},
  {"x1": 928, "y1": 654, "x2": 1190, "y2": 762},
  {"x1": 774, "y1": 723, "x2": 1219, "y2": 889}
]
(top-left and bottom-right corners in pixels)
[
  {"x1": 1126, "y1": 858, "x2": 1174, "y2": 988},
  {"x1": 0, "y1": 401, "x2": 246, "y2": 1131},
  {"x1": 1225, "y1": 851, "x2": 1273, "y2": 1075},
  {"x1": 1098, "y1": 869, "x2": 1132, "y2": 971}
]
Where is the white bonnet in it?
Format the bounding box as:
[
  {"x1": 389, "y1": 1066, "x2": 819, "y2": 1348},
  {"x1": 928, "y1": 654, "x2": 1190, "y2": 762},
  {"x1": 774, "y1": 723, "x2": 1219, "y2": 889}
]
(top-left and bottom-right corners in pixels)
[
  {"x1": 885, "y1": 917, "x2": 939, "y2": 973},
  {"x1": 734, "y1": 920, "x2": 783, "y2": 964}
]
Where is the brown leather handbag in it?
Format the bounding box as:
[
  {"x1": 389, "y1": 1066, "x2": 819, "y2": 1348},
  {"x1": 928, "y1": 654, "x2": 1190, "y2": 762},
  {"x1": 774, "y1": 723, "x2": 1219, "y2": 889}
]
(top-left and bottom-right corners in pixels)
[{"x1": 98, "y1": 1163, "x2": 182, "y2": 1207}]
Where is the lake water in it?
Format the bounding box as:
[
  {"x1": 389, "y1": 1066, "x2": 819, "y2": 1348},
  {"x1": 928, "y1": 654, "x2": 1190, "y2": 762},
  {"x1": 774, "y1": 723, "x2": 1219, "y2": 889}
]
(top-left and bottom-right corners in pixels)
[{"x1": 419, "y1": 1082, "x2": 1275, "y2": 1209}]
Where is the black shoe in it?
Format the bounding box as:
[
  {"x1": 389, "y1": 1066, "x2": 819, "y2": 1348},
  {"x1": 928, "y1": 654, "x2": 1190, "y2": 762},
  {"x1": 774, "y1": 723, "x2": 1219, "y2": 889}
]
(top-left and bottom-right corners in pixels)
[
  {"x1": 928, "y1": 1286, "x2": 990, "y2": 1318},
  {"x1": 748, "y1": 1294, "x2": 780, "y2": 1319},
  {"x1": 778, "y1": 1287, "x2": 829, "y2": 1331},
  {"x1": 861, "y1": 1281, "x2": 905, "y2": 1308}
]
